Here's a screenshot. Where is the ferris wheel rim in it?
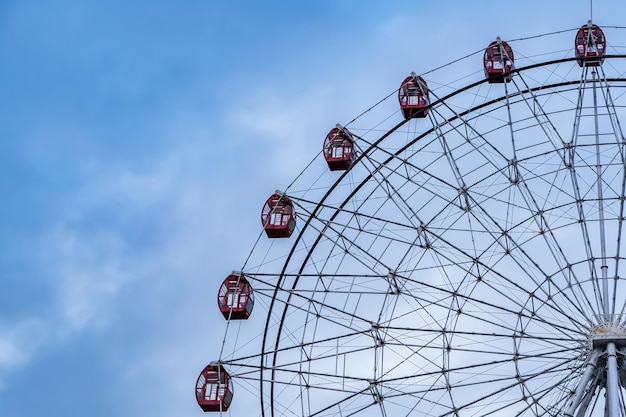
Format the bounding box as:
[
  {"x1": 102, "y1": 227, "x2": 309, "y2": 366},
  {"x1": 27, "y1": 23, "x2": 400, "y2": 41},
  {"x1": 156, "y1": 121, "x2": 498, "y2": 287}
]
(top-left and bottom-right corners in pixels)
[
  {"x1": 211, "y1": 31, "x2": 626, "y2": 416},
  {"x1": 252, "y1": 53, "x2": 626, "y2": 416}
]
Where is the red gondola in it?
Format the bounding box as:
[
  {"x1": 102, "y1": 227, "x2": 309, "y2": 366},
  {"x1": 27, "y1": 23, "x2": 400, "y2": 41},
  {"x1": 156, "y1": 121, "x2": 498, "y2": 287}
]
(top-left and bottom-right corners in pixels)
[
  {"x1": 196, "y1": 363, "x2": 234, "y2": 412},
  {"x1": 483, "y1": 37, "x2": 514, "y2": 83},
  {"x1": 261, "y1": 192, "x2": 296, "y2": 238},
  {"x1": 323, "y1": 124, "x2": 356, "y2": 171},
  {"x1": 217, "y1": 272, "x2": 254, "y2": 320},
  {"x1": 398, "y1": 72, "x2": 429, "y2": 120},
  {"x1": 575, "y1": 21, "x2": 606, "y2": 67}
]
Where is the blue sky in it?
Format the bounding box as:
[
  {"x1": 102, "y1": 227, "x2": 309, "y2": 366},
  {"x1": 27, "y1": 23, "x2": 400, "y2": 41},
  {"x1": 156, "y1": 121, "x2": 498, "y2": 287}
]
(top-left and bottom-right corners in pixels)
[{"x1": 1, "y1": 1, "x2": 625, "y2": 416}]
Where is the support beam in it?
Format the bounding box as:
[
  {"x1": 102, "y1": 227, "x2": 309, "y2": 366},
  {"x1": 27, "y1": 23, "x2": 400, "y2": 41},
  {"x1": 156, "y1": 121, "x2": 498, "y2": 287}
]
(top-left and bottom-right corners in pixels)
[{"x1": 564, "y1": 349, "x2": 601, "y2": 417}]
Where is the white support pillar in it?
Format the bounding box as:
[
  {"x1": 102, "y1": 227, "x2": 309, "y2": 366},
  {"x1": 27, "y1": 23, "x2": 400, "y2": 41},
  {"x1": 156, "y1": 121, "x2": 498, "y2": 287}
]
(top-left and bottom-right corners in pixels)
[{"x1": 606, "y1": 342, "x2": 621, "y2": 417}]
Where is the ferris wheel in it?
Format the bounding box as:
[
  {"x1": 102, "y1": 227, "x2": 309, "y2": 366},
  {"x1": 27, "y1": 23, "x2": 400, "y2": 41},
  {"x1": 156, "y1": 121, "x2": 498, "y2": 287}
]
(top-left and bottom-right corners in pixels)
[{"x1": 197, "y1": 21, "x2": 626, "y2": 417}]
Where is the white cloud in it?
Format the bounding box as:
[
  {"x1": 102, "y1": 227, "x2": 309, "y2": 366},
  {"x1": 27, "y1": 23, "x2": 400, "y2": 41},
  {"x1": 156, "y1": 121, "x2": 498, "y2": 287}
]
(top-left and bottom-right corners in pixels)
[
  {"x1": 0, "y1": 319, "x2": 49, "y2": 390},
  {"x1": 0, "y1": 320, "x2": 47, "y2": 369},
  {"x1": 44, "y1": 225, "x2": 129, "y2": 329},
  {"x1": 0, "y1": 150, "x2": 191, "y2": 384}
]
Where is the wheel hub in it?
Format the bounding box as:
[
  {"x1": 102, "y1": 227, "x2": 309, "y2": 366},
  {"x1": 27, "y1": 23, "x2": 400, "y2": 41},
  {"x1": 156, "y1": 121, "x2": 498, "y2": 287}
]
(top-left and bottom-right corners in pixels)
[{"x1": 589, "y1": 322, "x2": 626, "y2": 349}]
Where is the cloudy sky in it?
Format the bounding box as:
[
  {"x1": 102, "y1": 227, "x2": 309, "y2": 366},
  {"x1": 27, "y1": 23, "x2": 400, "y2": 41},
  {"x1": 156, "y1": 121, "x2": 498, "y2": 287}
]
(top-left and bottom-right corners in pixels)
[{"x1": 0, "y1": 1, "x2": 625, "y2": 416}]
